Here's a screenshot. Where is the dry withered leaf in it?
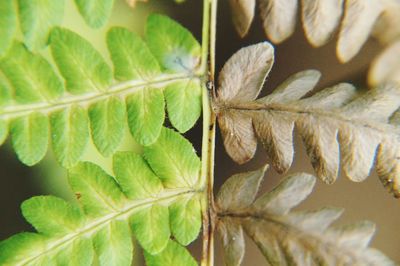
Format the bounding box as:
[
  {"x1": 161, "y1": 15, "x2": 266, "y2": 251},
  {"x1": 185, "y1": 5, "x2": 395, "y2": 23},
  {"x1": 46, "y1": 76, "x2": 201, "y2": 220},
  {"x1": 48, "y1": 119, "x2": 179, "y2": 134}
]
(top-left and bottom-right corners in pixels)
[
  {"x1": 258, "y1": 0, "x2": 298, "y2": 44},
  {"x1": 216, "y1": 167, "x2": 395, "y2": 266},
  {"x1": 228, "y1": 0, "x2": 255, "y2": 38},
  {"x1": 215, "y1": 42, "x2": 400, "y2": 197},
  {"x1": 301, "y1": 0, "x2": 343, "y2": 47},
  {"x1": 217, "y1": 218, "x2": 245, "y2": 266},
  {"x1": 217, "y1": 42, "x2": 274, "y2": 104},
  {"x1": 229, "y1": 0, "x2": 400, "y2": 63}
]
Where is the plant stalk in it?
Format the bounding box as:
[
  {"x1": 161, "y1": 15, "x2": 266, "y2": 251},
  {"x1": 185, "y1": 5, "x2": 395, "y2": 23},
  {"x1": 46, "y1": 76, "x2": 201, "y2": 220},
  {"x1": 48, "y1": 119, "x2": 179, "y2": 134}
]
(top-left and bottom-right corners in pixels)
[{"x1": 200, "y1": 0, "x2": 218, "y2": 265}]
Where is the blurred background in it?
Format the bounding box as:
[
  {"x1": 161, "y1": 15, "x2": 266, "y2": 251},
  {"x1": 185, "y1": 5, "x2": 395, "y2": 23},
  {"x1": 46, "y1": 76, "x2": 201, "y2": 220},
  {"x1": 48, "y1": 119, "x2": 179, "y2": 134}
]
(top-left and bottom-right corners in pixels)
[{"x1": 0, "y1": 0, "x2": 399, "y2": 265}]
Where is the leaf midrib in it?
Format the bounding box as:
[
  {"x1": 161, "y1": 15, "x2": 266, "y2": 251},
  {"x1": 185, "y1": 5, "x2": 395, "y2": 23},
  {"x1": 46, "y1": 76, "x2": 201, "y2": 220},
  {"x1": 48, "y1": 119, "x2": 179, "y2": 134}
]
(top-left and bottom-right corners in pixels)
[
  {"x1": 222, "y1": 102, "x2": 400, "y2": 137},
  {"x1": 0, "y1": 74, "x2": 200, "y2": 120},
  {"x1": 219, "y1": 210, "x2": 372, "y2": 263}
]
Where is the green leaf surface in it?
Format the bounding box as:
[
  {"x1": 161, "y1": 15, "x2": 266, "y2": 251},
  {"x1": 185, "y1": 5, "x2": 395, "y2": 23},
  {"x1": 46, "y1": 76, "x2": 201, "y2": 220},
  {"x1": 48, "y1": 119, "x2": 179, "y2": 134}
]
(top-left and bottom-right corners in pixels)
[
  {"x1": 21, "y1": 196, "x2": 84, "y2": 236},
  {"x1": 18, "y1": 0, "x2": 65, "y2": 50},
  {"x1": 10, "y1": 112, "x2": 49, "y2": 166},
  {"x1": 0, "y1": 0, "x2": 16, "y2": 56},
  {"x1": 169, "y1": 195, "x2": 202, "y2": 245},
  {"x1": 107, "y1": 27, "x2": 161, "y2": 81},
  {"x1": 94, "y1": 220, "x2": 133, "y2": 266},
  {"x1": 130, "y1": 205, "x2": 170, "y2": 254},
  {"x1": 126, "y1": 88, "x2": 165, "y2": 145},
  {"x1": 0, "y1": 73, "x2": 12, "y2": 106},
  {"x1": 165, "y1": 79, "x2": 202, "y2": 133},
  {"x1": 0, "y1": 233, "x2": 46, "y2": 266},
  {"x1": 68, "y1": 162, "x2": 126, "y2": 218},
  {"x1": 144, "y1": 127, "x2": 201, "y2": 188},
  {"x1": 74, "y1": 0, "x2": 114, "y2": 28},
  {"x1": 0, "y1": 120, "x2": 8, "y2": 145},
  {"x1": 146, "y1": 14, "x2": 201, "y2": 73},
  {"x1": 113, "y1": 152, "x2": 163, "y2": 200},
  {"x1": 56, "y1": 238, "x2": 94, "y2": 266},
  {"x1": 50, "y1": 27, "x2": 112, "y2": 94},
  {"x1": 144, "y1": 240, "x2": 198, "y2": 266},
  {"x1": 50, "y1": 105, "x2": 89, "y2": 168},
  {"x1": 89, "y1": 97, "x2": 126, "y2": 156},
  {"x1": 0, "y1": 43, "x2": 64, "y2": 103}
]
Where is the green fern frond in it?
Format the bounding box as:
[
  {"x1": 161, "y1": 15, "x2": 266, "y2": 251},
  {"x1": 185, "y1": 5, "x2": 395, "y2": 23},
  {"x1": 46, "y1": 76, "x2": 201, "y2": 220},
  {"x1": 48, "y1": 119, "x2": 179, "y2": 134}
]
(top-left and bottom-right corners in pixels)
[
  {"x1": 0, "y1": 14, "x2": 203, "y2": 168},
  {"x1": 0, "y1": 128, "x2": 202, "y2": 266}
]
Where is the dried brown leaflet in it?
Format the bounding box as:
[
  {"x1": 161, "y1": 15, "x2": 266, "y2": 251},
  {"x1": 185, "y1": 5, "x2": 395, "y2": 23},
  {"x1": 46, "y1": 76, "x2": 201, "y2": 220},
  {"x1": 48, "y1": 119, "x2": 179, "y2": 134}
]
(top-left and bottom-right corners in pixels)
[
  {"x1": 228, "y1": 0, "x2": 400, "y2": 85},
  {"x1": 214, "y1": 42, "x2": 400, "y2": 197},
  {"x1": 216, "y1": 166, "x2": 395, "y2": 266}
]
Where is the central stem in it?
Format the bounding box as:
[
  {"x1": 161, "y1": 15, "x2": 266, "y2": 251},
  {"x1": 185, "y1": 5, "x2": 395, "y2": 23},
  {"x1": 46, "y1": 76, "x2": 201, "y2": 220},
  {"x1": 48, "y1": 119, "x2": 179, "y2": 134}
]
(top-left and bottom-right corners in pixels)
[{"x1": 200, "y1": 0, "x2": 218, "y2": 266}]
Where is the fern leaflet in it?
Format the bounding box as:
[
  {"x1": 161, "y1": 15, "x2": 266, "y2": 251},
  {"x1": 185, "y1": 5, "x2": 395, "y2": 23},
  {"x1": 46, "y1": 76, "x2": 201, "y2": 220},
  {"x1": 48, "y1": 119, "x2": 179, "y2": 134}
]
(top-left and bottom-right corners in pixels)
[{"x1": 229, "y1": 0, "x2": 400, "y2": 64}]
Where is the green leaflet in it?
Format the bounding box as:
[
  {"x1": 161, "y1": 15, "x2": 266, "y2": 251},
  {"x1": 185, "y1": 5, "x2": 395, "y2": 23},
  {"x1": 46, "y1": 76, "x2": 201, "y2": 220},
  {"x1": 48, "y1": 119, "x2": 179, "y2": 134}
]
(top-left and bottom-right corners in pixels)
[
  {"x1": 0, "y1": 119, "x2": 8, "y2": 145},
  {"x1": 68, "y1": 162, "x2": 126, "y2": 218},
  {"x1": 0, "y1": 73, "x2": 12, "y2": 106},
  {"x1": 56, "y1": 238, "x2": 94, "y2": 266},
  {"x1": 165, "y1": 79, "x2": 202, "y2": 133},
  {"x1": 169, "y1": 195, "x2": 202, "y2": 246},
  {"x1": 127, "y1": 88, "x2": 165, "y2": 145},
  {"x1": 50, "y1": 27, "x2": 112, "y2": 94},
  {"x1": 146, "y1": 14, "x2": 201, "y2": 73},
  {"x1": 94, "y1": 220, "x2": 133, "y2": 266},
  {"x1": 50, "y1": 105, "x2": 89, "y2": 168},
  {"x1": 0, "y1": 233, "x2": 47, "y2": 265},
  {"x1": 74, "y1": 0, "x2": 114, "y2": 28},
  {"x1": 21, "y1": 196, "x2": 84, "y2": 236},
  {"x1": 144, "y1": 127, "x2": 201, "y2": 188},
  {"x1": 113, "y1": 152, "x2": 164, "y2": 199},
  {"x1": 144, "y1": 240, "x2": 198, "y2": 266},
  {"x1": 18, "y1": 0, "x2": 65, "y2": 51},
  {"x1": 0, "y1": 131, "x2": 201, "y2": 265},
  {"x1": 108, "y1": 27, "x2": 166, "y2": 145},
  {"x1": 0, "y1": 42, "x2": 64, "y2": 103},
  {"x1": 89, "y1": 97, "x2": 126, "y2": 156},
  {"x1": 107, "y1": 27, "x2": 161, "y2": 81},
  {"x1": 0, "y1": 74, "x2": 10, "y2": 145},
  {"x1": 10, "y1": 113, "x2": 49, "y2": 166},
  {"x1": 131, "y1": 204, "x2": 170, "y2": 254},
  {"x1": 0, "y1": 0, "x2": 16, "y2": 56}
]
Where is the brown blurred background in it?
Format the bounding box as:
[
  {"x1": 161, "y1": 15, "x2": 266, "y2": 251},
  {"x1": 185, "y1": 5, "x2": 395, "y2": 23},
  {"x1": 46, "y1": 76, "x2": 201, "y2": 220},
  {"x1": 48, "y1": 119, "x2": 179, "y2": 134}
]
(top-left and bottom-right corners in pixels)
[{"x1": 0, "y1": 0, "x2": 398, "y2": 265}]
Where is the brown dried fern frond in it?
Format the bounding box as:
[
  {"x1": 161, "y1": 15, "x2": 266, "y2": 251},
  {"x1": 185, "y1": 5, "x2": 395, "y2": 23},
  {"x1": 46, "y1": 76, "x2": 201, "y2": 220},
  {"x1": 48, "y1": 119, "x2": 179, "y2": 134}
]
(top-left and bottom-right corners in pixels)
[
  {"x1": 215, "y1": 42, "x2": 400, "y2": 197},
  {"x1": 216, "y1": 166, "x2": 395, "y2": 266}
]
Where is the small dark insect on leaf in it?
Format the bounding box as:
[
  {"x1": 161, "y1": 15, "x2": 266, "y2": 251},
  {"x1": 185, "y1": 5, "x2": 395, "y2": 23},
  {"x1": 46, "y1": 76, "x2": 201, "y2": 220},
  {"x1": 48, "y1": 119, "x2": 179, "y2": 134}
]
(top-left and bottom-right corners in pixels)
[{"x1": 75, "y1": 192, "x2": 82, "y2": 200}]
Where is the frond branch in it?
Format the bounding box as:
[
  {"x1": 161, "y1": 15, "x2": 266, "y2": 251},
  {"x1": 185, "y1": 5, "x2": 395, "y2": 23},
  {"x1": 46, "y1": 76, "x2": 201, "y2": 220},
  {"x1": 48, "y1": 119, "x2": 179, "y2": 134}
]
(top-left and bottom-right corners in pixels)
[
  {"x1": 221, "y1": 102, "x2": 400, "y2": 136},
  {"x1": 0, "y1": 74, "x2": 201, "y2": 120},
  {"x1": 23, "y1": 188, "x2": 200, "y2": 266}
]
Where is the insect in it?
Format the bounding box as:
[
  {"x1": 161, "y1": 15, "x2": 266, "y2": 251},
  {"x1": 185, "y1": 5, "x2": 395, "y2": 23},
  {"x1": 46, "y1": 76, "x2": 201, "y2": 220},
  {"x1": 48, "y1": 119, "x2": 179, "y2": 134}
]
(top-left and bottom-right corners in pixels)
[{"x1": 206, "y1": 80, "x2": 213, "y2": 91}]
